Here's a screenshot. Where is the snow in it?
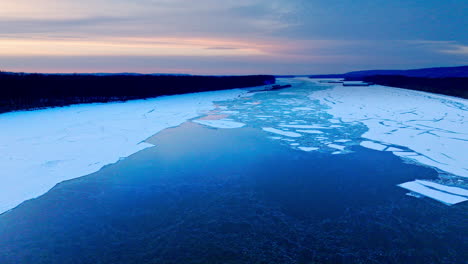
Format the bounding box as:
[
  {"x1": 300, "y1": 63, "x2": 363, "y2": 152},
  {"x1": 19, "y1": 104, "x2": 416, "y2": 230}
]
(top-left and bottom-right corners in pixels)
[
  {"x1": 262, "y1": 127, "x2": 302, "y2": 137},
  {"x1": 0, "y1": 89, "x2": 247, "y2": 214},
  {"x1": 398, "y1": 181, "x2": 467, "y2": 205},
  {"x1": 361, "y1": 141, "x2": 387, "y2": 151},
  {"x1": 193, "y1": 119, "x2": 246, "y2": 129},
  {"x1": 309, "y1": 82, "x2": 468, "y2": 178}
]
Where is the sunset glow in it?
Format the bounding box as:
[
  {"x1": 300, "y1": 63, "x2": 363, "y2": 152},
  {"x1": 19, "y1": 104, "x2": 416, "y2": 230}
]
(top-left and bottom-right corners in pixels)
[{"x1": 0, "y1": 0, "x2": 466, "y2": 74}]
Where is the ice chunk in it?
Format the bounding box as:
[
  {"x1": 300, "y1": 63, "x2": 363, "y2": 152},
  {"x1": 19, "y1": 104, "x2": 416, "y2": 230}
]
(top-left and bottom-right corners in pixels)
[
  {"x1": 269, "y1": 137, "x2": 282, "y2": 140},
  {"x1": 335, "y1": 139, "x2": 351, "y2": 143},
  {"x1": 327, "y1": 144, "x2": 346, "y2": 151},
  {"x1": 280, "y1": 125, "x2": 329, "y2": 129},
  {"x1": 292, "y1": 107, "x2": 313, "y2": 111},
  {"x1": 262, "y1": 127, "x2": 302, "y2": 137},
  {"x1": 298, "y1": 147, "x2": 319, "y2": 152},
  {"x1": 415, "y1": 180, "x2": 468, "y2": 197},
  {"x1": 398, "y1": 181, "x2": 467, "y2": 205},
  {"x1": 393, "y1": 152, "x2": 420, "y2": 157},
  {"x1": 296, "y1": 130, "x2": 323, "y2": 134},
  {"x1": 221, "y1": 111, "x2": 239, "y2": 115}
]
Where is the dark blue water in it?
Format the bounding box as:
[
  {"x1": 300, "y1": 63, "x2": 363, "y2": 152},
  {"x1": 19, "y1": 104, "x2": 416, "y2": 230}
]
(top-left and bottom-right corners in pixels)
[{"x1": 0, "y1": 123, "x2": 466, "y2": 264}]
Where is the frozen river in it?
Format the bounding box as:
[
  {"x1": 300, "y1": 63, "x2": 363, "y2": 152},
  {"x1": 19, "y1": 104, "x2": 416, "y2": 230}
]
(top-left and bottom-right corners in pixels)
[{"x1": 0, "y1": 78, "x2": 467, "y2": 263}]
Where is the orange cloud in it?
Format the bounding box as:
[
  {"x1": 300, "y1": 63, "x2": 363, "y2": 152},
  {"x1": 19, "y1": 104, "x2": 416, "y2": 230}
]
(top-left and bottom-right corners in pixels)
[{"x1": 0, "y1": 36, "x2": 269, "y2": 57}]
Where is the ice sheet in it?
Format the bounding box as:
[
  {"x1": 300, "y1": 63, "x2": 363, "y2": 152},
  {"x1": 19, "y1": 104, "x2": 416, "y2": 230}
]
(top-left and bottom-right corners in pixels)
[
  {"x1": 0, "y1": 89, "x2": 247, "y2": 213},
  {"x1": 309, "y1": 81, "x2": 468, "y2": 178}
]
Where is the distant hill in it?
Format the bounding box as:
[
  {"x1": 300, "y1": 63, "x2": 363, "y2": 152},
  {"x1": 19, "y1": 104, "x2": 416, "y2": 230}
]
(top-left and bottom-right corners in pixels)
[
  {"x1": 308, "y1": 66, "x2": 468, "y2": 99},
  {"x1": 346, "y1": 66, "x2": 468, "y2": 78},
  {"x1": 309, "y1": 65, "x2": 468, "y2": 79}
]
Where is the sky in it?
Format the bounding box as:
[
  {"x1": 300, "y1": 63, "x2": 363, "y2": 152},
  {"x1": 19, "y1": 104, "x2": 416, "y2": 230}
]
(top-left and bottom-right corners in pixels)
[{"x1": 0, "y1": 0, "x2": 467, "y2": 74}]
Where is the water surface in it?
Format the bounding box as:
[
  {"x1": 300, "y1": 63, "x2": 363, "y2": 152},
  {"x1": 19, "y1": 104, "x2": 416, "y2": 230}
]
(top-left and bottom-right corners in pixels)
[{"x1": 0, "y1": 122, "x2": 466, "y2": 264}]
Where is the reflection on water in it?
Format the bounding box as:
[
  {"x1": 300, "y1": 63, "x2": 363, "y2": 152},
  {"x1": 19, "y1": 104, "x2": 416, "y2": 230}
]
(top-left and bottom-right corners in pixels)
[{"x1": 0, "y1": 123, "x2": 466, "y2": 264}]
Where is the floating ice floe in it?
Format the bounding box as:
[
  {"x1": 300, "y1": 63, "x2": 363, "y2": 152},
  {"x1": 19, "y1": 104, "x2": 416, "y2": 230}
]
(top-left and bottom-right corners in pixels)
[
  {"x1": 327, "y1": 144, "x2": 346, "y2": 151},
  {"x1": 335, "y1": 139, "x2": 351, "y2": 143},
  {"x1": 416, "y1": 180, "x2": 468, "y2": 197},
  {"x1": 262, "y1": 127, "x2": 302, "y2": 137},
  {"x1": 292, "y1": 107, "x2": 313, "y2": 111},
  {"x1": 0, "y1": 89, "x2": 247, "y2": 214},
  {"x1": 298, "y1": 147, "x2": 319, "y2": 152},
  {"x1": 193, "y1": 119, "x2": 246, "y2": 129},
  {"x1": 398, "y1": 181, "x2": 468, "y2": 205},
  {"x1": 279, "y1": 124, "x2": 329, "y2": 129},
  {"x1": 268, "y1": 137, "x2": 282, "y2": 140},
  {"x1": 296, "y1": 130, "x2": 324, "y2": 134},
  {"x1": 221, "y1": 110, "x2": 239, "y2": 115}
]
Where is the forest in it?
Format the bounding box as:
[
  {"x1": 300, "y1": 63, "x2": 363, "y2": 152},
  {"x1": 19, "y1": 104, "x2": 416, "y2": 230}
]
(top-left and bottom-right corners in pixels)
[
  {"x1": 359, "y1": 75, "x2": 468, "y2": 99},
  {"x1": 0, "y1": 72, "x2": 275, "y2": 113}
]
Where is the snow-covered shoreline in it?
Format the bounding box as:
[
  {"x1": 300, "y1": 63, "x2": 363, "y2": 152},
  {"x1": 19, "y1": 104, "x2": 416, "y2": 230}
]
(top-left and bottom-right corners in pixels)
[{"x1": 0, "y1": 89, "x2": 247, "y2": 213}]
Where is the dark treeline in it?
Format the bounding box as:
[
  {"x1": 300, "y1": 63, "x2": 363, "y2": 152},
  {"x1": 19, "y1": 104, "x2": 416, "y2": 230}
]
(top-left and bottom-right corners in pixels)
[
  {"x1": 356, "y1": 75, "x2": 468, "y2": 99},
  {"x1": 0, "y1": 73, "x2": 275, "y2": 113}
]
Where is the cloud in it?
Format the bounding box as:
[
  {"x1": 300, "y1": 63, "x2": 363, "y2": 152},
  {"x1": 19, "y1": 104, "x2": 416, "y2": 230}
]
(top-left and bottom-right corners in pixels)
[
  {"x1": 0, "y1": 37, "x2": 268, "y2": 57},
  {"x1": 205, "y1": 47, "x2": 240, "y2": 50},
  {"x1": 0, "y1": 0, "x2": 466, "y2": 73},
  {"x1": 441, "y1": 45, "x2": 468, "y2": 56},
  {"x1": 406, "y1": 40, "x2": 468, "y2": 56}
]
